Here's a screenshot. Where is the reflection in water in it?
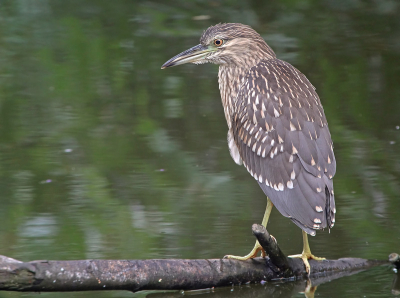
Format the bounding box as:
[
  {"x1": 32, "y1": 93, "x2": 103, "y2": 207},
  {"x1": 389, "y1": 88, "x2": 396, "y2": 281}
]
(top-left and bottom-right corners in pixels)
[
  {"x1": 144, "y1": 266, "x2": 394, "y2": 298},
  {"x1": 0, "y1": 1, "x2": 399, "y2": 297},
  {"x1": 19, "y1": 215, "x2": 57, "y2": 239},
  {"x1": 147, "y1": 283, "x2": 309, "y2": 298}
]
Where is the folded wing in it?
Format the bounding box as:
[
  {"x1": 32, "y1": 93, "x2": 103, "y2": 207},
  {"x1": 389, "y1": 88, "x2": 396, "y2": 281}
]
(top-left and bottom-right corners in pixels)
[{"x1": 231, "y1": 59, "x2": 336, "y2": 235}]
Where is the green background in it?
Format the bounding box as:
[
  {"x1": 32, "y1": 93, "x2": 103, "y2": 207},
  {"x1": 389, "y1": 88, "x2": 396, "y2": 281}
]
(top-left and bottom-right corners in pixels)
[{"x1": 0, "y1": 1, "x2": 399, "y2": 297}]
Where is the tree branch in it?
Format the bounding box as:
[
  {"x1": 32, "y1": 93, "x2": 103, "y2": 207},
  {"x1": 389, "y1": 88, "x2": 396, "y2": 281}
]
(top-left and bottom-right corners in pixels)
[{"x1": 0, "y1": 226, "x2": 392, "y2": 293}]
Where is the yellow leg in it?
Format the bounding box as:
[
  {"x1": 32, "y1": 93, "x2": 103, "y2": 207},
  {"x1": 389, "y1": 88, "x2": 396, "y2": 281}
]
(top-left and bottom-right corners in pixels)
[
  {"x1": 224, "y1": 198, "x2": 273, "y2": 260},
  {"x1": 288, "y1": 230, "x2": 325, "y2": 274}
]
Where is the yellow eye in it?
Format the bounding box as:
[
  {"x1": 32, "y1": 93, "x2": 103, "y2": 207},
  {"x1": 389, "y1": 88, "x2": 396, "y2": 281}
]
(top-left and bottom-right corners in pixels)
[{"x1": 214, "y1": 39, "x2": 224, "y2": 46}]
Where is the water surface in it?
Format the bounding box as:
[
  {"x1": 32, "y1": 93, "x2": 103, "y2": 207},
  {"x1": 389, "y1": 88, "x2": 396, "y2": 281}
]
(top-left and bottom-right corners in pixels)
[{"x1": 0, "y1": 1, "x2": 399, "y2": 297}]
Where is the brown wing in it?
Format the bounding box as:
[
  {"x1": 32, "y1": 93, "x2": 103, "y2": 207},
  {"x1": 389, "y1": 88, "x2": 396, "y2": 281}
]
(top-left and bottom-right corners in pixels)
[{"x1": 232, "y1": 59, "x2": 336, "y2": 235}]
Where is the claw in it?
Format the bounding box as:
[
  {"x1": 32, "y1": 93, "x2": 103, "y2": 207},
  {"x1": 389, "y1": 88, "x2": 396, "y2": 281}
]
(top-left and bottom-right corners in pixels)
[
  {"x1": 289, "y1": 252, "x2": 326, "y2": 275},
  {"x1": 224, "y1": 198, "x2": 273, "y2": 261},
  {"x1": 224, "y1": 241, "x2": 265, "y2": 260},
  {"x1": 289, "y1": 231, "x2": 326, "y2": 275}
]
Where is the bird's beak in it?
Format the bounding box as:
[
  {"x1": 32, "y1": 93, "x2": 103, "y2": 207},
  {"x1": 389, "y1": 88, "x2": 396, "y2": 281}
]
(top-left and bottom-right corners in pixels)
[{"x1": 161, "y1": 44, "x2": 213, "y2": 69}]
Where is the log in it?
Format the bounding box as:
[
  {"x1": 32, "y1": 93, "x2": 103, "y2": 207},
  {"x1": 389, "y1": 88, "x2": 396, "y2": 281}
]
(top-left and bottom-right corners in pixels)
[{"x1": 0, "y1": 225, "x2": 392, "y2": 293}]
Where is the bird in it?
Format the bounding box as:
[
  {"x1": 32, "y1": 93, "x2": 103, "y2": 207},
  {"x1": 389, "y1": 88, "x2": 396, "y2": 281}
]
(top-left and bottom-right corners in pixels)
[{"x1": 161, "y1": 23, "x2": 336, "y2": 274}]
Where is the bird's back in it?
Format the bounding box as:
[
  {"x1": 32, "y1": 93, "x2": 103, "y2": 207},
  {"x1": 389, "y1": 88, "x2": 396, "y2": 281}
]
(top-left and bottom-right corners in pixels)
[{"x1": 225, "y1": 58, "x2": 336, "y2": 235}]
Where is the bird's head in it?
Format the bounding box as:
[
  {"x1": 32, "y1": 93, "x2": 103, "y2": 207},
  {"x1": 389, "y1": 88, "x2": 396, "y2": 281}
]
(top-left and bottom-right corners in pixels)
[{"x1": 161, "y1": 23, "x2": 276, "y2": 69}]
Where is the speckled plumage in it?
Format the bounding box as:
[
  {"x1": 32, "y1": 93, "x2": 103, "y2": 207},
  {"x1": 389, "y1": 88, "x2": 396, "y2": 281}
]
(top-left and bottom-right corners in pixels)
[
  {"x1": 231, "y1": 59, "x2": 336, "y2": 234},
  {"x1": 200, "y1": 23, "x2": 336, "y2": 235},
  {"x1": 162, "y1": 23, "x2": 337, "y2": 238}
]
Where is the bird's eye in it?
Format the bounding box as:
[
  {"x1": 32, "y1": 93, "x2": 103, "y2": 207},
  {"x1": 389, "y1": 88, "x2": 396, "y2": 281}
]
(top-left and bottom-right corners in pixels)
[{"x1": 214, "y1": 39, "x2": 224, "y2": 47}]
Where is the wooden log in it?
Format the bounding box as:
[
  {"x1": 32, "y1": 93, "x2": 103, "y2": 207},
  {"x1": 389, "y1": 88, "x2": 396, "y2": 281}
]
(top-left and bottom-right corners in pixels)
[
  {"x1": 251, "y1": 224, "x2": 291, "y2": 276},
  {"x1": 0, "y1": 226, "x2": 390, "y2": 293}
]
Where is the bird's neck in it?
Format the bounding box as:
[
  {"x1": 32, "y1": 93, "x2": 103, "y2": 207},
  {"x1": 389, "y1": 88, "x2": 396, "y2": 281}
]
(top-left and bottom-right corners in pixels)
[
  {"x1": 218, "y1": 64, "x2": 249, "y2": 129},
  {"x1": 218, "y1": 41, "x2": 275, "y2": 129}
]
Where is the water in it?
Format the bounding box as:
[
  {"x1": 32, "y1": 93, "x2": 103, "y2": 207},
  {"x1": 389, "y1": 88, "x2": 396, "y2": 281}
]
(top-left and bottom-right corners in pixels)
[{"x1": 0, "y1": 1, "x2": 399, "y2": 297}]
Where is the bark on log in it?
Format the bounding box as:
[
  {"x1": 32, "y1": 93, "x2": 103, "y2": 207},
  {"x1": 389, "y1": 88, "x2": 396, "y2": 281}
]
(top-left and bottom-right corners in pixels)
[{"x1": 0, "y1": 225, "x2": 392, "y2": 293}]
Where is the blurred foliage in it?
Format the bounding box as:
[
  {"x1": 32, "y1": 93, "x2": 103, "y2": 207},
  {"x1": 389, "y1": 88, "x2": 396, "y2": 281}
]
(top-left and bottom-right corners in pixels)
[{"x1": 0, "y1": 1, "x2": 399, "y2": 297}]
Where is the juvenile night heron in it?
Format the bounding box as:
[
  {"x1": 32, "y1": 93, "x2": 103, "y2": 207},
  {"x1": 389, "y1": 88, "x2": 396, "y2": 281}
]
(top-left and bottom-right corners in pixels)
[{"x1": 161, "y1": 23, "x2": 336, "y2": 274}]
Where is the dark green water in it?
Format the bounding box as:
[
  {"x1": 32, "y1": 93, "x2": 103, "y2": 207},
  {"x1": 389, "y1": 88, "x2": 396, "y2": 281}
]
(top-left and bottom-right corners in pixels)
[{"x1": 0, "y1": 1, "x2": 399, "y2": 297}]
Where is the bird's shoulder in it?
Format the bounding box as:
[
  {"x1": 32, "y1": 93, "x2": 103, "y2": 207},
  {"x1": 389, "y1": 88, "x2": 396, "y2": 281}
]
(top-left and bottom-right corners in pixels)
[{"x1": 232, "y1": 59, "x2": 336, "y2": 181}]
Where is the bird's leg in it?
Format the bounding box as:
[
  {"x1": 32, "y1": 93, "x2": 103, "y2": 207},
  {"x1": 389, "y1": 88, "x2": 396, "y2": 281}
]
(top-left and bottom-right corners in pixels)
[
  {"x1": 288, "y1": 230, "x2": 326, "y2": 274},
  {"x1": 224, "y1": 198, "x2": 273, "y2": 260}
]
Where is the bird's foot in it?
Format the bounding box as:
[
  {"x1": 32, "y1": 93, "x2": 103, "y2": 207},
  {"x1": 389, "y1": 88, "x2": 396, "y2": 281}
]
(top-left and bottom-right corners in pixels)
[
  {"x1": 224, "y1": 241, "x2": 266, "y2": 260},
  {"x1": 288, "y1": 252, "x2": 325, "y2": 275}
]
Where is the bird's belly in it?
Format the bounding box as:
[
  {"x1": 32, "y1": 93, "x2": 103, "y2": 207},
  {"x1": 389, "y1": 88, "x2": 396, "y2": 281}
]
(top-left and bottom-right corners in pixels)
[{"x1": 227, "y1": 129, "x2": 242, "y2": 165}]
